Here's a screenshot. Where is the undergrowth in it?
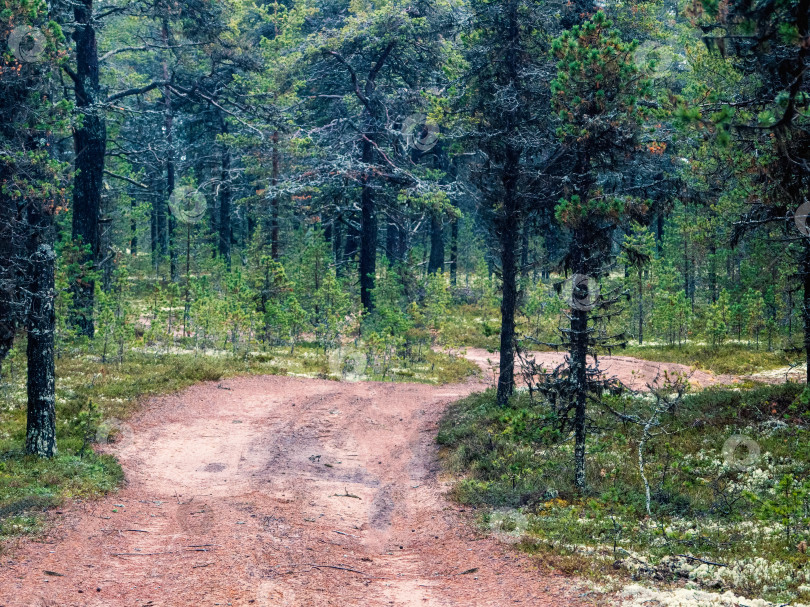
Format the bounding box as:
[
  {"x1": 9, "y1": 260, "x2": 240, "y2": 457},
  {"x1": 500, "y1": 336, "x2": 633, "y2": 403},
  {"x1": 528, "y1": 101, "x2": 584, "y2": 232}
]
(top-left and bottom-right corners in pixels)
[
  {"x1": 438, "y1": 383, "x2": 810, "y2": 604},
  {"x1": 621, "y1": 343, "x2": 799, "y2": 376}
]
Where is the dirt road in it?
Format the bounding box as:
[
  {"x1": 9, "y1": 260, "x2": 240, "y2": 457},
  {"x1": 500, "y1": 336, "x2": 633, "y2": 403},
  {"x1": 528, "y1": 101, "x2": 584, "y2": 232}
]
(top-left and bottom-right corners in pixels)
[
  {"x1": 2, "y1": 375, "x2": 599, "y2": 607},
  {"x1": 1, "y1": 350, "x2": 741, "y2": 607},
  {"x1": 462, "y1": 347, "x2": 738, "y2": 390}
]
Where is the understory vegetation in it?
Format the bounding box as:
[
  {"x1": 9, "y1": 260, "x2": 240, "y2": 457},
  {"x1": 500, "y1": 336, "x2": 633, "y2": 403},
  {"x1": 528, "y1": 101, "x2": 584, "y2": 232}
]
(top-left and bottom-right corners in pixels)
[{"x1": 439, "y1": 383, "x2": 810, "y2": 604}]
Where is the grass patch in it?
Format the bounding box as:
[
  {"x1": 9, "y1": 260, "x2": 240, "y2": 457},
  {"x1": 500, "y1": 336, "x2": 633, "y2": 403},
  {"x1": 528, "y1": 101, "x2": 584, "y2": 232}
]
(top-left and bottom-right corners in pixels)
[
  {"x1": 438, "y1": 382, "x2": 810, "y2": 604},
  {"x1": 620, "y1": 343, "x2": 799, "y2": 375}
]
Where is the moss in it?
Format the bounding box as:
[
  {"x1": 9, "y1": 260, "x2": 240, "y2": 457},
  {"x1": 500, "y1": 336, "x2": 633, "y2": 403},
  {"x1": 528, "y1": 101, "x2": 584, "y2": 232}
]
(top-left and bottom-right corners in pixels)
[{"x1": 438, "y1": 383, "x2": 810, "y2": 602}]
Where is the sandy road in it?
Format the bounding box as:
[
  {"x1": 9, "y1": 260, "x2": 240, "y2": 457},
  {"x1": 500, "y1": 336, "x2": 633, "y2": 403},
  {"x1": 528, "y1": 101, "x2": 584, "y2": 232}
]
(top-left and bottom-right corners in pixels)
[
  {"x1": 1, "y1": 375, "x2": 597, "y2": 607},
  {"x1": 1, "y1": 346, "x2": 744, "y2": 607},
  {"x1": 462, "y1": 347, "x2": 738, "y2": 390}
]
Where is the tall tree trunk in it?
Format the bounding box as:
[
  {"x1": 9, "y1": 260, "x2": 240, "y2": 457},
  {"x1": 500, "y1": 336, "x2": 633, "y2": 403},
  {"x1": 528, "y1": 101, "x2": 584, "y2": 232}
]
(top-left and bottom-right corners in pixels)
[
  {"x1": 801, "y1": 238, "x2": 810, "y2": 385},
  {"x1": 359, "y1": 135, "x2": 377, "y2": 311},
  {"x1": 70, "y1": 0, "x2": 106, "y2": 338},
  {"x1": 428, "y1": 212, "x2": 444, "y2": 274},
  {"x1": 219, "y1": 116, "x2": 232, "y2": 267},
  {"x1": 450, "y1": 216, "x2": 459, "y2": 285},
  {"x1": 0, "y1": 193, "x2": 17, "y2": 367},
  {"x1": 496, "y1": 148, "x2": 521, "y2": 406},
  {"x1": 343, "y1": 216, "x2": 359, "y2": 271},
  {"x1": 656, "y1": 211, "x2": 664, "y2": 253},
  {"x1": 162, "y1": 20, "x2": 178, "y2": 281},
  {"x1": 386, "y1": 211, "x2": 406, "y2": 265},
  {"x1": 521, "y1": 220, "x2": 530, "y2": 275},
  {"x1": 130, "y1": 198, "x2": 137, "y2": 255},
  {"x1": 571, "y1": 303, "x2": 589, "y2": 493},
  {"x1": 355, "y1": 42, "x2": 394, "y2": 311},
  {"x1": 386, "y1": 219, "x2": 398, "y2": 265},
  {"x1": 495, "y1": 3, "x2": 522, "y2": 406},
  {"x1": 26, "y1": 199, "x2": 56, "y2": 457},
  {"x1": 270, "y1": 130, "x2": 281, "y2": 259},
  {"x1": 151, "y1": 190, "x2": 158, "y2": 261},
  {"x1": 638, "y1": 268, "x2": 644, "y2": 345}
]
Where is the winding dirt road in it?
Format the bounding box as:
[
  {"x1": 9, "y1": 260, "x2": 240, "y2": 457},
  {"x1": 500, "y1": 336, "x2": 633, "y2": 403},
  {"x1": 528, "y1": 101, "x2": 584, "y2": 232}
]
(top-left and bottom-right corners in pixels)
[
  {"x1": 0, "y1": 352, "x2": 738, "y2": 607},
  {"x1": 462, "y1": 347, "x2": 738, "y2": 390}
]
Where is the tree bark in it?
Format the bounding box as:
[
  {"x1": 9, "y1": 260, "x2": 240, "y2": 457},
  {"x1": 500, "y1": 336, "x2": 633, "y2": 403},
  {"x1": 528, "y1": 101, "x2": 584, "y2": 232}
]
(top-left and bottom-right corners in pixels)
[
  {"x1": 450, "y1": 216, "x2": 459, "y2": 285},
  {"x1": 343, "y1": 217, "x2": 359, "y2": 269},
  {"x1": 70, "y1": 0, "x2": 106, "y2": 338},
  {"x1": 270, "y1": 130, "x2": 281, "y2": 259},
  {"x1": 801, "y1": 238, "x2": 810, "y2": 385},
  {"x1": 130, "y1": 198, "x2": 137, "y2": 255},
  {"x1": 359, "y1": 135, "x2": 377, "y2": 311},
  {"x1": 569, "y1": 221, "x2": 593, "y2": 492},
  {"x1": 638, "y1": 268, "x2": 644, "y2": 345},
  {"x1": 496, "y1": 147, "x2": 521, "y2": 406},
  {"x1": 386, "y1": 212, "x2": 406, "y2": 265},
  {"x1": 428, "y1": 212, "x2": 444, "y2": 274},
  {"x1": 571, "y1": 303, "x2": 588, "y2": 492},
  {"x1": 495, "y1": 2, "x2": 522, "y2": 407},
  {"x1": 219, "y1": 116, "x2": 232, "y2": 267},
  {"x1": 0, "y1": 164, "x2": 18, "y2": 366},
  {"x1": 26, "y1": 200, "x2": 56, "y2": 457}
]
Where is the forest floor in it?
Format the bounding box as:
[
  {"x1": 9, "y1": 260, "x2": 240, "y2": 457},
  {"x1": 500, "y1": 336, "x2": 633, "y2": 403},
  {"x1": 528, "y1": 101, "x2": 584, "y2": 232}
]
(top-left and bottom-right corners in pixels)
[{"x1": 0, "y1": 354, "x2": 754, "y2": 606}]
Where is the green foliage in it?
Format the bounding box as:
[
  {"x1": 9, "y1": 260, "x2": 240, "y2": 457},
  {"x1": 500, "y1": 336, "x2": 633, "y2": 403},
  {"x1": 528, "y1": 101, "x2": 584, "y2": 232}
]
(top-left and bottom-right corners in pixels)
[{"x1": 439, "y1": 381, "x2": 810, "y2": 601}]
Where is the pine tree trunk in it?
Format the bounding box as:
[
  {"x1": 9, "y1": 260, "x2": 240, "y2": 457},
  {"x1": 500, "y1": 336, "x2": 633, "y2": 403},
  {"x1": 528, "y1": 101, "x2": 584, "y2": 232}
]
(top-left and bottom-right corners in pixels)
[
  {"x1": 219, "y1": 117, "x2": 232, "y2": 267},
  {"x1": 0, "y1": 194, "x2": 16, "y2": 366},
  {"x1": 130, "y1": 198, "x2": 137, "y2": 255},
  {"x1": 496, "y1": 147, "x2": 521, "y2": 406},
  {"x1": 359, "y1": 136, "x2": 377, "y2": 311},
  {"x1": 571, "y1": 302, "x2": 589, "y2": 492},
  {"x1": 497, "y1": 235, "x2": 518, "y2": 405},
  {"x1": 161, "y1": 20, "x2": 178, "y2": 281},
  {"x1": 428, "y1": 212, "x2": 444, "y2": 274},
  {"x1": 386, "y1": 214, "x2": 402, "y2": 265},
  {"x1": 70, "y1": 0, "x2": 106, "y2": 338},
  {"x1": 270, "y1": 130, "x2": 280, "y2": 259},
  {"x1": 521, "y1": 221, "x2": 529, "y2": 274},
  {"x1": 450, "y1": 217, "x2": 459, "y2": 285},
  {"x1": 26, "y1": 200, "x2": 56, "y2": 457},
  {"x1": 801, "y1": 238, "x2": 810, "y2": 385},
  {"x1": 343, "y1": 218, "x2": 359, "y2": 269},
  {"x1": 638, "y1": 269, "x2": 644, "y2": 345}
]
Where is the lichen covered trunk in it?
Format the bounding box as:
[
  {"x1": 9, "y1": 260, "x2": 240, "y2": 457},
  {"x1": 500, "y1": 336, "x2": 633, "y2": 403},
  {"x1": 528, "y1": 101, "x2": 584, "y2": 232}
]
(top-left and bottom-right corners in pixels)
[{"x1": 26, "y1": 201, "x2": 56, "y2": 457}]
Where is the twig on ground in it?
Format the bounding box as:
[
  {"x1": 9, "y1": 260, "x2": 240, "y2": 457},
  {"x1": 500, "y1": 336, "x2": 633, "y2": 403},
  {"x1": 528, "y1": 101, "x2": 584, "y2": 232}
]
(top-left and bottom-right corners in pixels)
[{"x1": 676, "y1": 554, "x2": 728, "y2": 568}]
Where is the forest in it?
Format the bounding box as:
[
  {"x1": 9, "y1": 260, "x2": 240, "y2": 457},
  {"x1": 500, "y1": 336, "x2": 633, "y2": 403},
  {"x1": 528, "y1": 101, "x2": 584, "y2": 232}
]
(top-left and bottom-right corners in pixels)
[{"x1": 1, "y1": 0, "x2": 810, "y2": 604}]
